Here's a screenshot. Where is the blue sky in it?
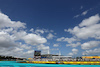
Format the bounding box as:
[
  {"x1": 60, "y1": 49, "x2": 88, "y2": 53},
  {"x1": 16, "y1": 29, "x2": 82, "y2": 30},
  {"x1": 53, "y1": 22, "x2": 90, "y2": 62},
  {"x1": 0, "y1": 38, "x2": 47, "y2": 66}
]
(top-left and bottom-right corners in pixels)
[{"x1": 0, "y1": 0, "x2": 100, "y2": 58}]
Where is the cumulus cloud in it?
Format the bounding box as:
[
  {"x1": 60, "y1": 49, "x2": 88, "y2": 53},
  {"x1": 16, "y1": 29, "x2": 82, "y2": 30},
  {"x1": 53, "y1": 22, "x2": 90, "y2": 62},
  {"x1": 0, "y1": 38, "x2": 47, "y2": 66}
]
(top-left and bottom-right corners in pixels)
[
  {"x1": 82, "y1": 48, "x2": 100, "y2": 55},
  {"x1": 57, "y1": 37, "x2": 78, "y2": 43},
  {"x1": 64, "y1": 29, "x2": 68, "y2": 32},
  {"x1": 35, "y1": 29, "x2": 44, "y2": 34},
  {"x1": 74, "y1": 14, "x2": 80, "y2": 18},
  {"x1": 72, "y1": 48, "x2": 78, "y2": 54},
  {"x1": 79, "y1": 14, "x2": 100, "y2": 27},
  {"x1": 66, "y1": 42, "x2": 81, "y2": 47},
  {"x1": 0, "y1": 31, "x2": 17, "y2": 48},
  {"x1": 53, "y1": 44, "x2": 59, "y2": 47},
  {"x1": 68, "y1": 48, "x2": 78, "y2": 56},
  {"x1": 81, "y1": 10, "x2": 88, "y2": 16},
  {"x1": 47, "y1": 33, "x2": 55, "y2": 39},
  {"x1": 0, "y1": 12, "x2": 26, "y2": 28},
  {"x1": 74, "y1": 15, "x2": 80, "y2": 18},
  {"x1": 30, "y1": 28, "x2": 54, "y2": 35},
  {"x1": 0, "y1": 45, "x2": 35, "y2": 58},
  {"x1": 12, "y1": 31, "x2": 27, "y2": 40},
  {"x1": 74, "y1": 10, "x2": 88, "y2": 18},
  {"x1": 68, "y1": 14, "x2": 100, "y2": 39},
  {"x1": 68, "y1": 52, "x2": 73, "y2": 56},
  {"x1": 30, "y1": 28, "x2": 34, "y2": 32},
  {"x1": 19, "y1": 43, "x2": 32, "y2": 50},
  {"x1": 56, "y1": 37, "x2": 65, "y2": 41},
  {"x1": 63, "y1": 37, "x2": 78, "y2": 43},
  {"x1": 23, "y1": 33, "x2": 47, "y2": 45},
  {"x1": 81, "y1": 41, "x2": 100, "y2": 50},
  {"x1": 0, "y1": 28, "x2": 13, "y2": 33},
  {"x1": 0, "y1": 12, "x2": 48, "y2": 58},
  {"x1": 37, "y1": 44, "x2": 49, "y2": 50},
  {"x1": 57, "y1": 36, "x2": 80, "y2": 48},
  {"x1": 37, "y1": 44, "x2": 50, "y2": 54}
]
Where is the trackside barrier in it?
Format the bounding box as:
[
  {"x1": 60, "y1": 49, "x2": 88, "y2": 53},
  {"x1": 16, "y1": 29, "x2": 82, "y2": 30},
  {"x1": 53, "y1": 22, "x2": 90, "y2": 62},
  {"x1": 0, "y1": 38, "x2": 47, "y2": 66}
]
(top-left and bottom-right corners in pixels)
[{"x1": 23, "y1": 61, "x2": 100, "y2": 65}]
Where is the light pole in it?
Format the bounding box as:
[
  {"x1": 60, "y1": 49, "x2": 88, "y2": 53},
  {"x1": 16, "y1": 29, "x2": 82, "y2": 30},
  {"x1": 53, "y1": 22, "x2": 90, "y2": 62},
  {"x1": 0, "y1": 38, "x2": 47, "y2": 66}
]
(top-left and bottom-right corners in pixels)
[{"x1": 59, "y1": 50, "x2": 61, "y2": 61}]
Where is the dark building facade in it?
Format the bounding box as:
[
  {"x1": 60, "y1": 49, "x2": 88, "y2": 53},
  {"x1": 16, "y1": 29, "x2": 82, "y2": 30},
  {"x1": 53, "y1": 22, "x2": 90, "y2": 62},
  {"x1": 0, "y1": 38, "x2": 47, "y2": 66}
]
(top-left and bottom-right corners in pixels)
[{"x1": 34, "y1": 51, "x2": 41, "y2": 59}]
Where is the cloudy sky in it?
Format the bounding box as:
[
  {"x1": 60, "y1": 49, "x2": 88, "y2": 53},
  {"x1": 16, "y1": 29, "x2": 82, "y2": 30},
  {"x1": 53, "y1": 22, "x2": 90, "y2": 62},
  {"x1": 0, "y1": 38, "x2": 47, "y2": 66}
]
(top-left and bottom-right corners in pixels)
[{"x1": 0, "y1": 0, "x2": 100, "y2": 58}]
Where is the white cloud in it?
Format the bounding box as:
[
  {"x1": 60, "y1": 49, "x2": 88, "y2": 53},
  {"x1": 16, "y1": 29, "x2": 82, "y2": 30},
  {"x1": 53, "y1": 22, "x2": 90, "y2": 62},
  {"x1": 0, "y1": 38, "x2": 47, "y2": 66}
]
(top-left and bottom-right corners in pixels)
[
  {"x1": 68, "y1": 14, "x2": 100, "y2": 39},
  {"x1": 30, "y1": 28, "x2": 54, "y2": 35},
  {"x1": 23, "y1": 33, "x2": 47, "y2": 45},
  {"x1": 66, "y1": 42, "x2": 81, "y2": 47},
  {"x1": 0, "y1": 32, "x2": 34, "y2": 58},
  {"x1": 57, "y1": 36, "x2": 80, "y2": 48},
  {"x1": 57, "y1": 37, "x2": 78, "y2": 43},
  {"x1": 26, "y1": 50, "x2": 34, "y2": 54},
  {"x1": 47, "y1": 33, "x2": 55, "y2": 39},
  {"x1": 73, "y1": 10, "x2": 88, "y2": 18},
  {"x1": 68, "y1": 48, "x2": 78, "y2": 56},
  {"x1": 35, "y1": 29, "x2": 44, "y2": 34},
  {"x1": 72, "y1": 48, "x2": 78, "y2": 54},
  {"x1": 0, "y1": 12, "x2": 49, "y2": 58},
  {"x1": 68, "y1": 52, "x2": 73, "y2": 56},
  {"x1": 81, "y1": 41, "x2": 100, "y2": 50},
  {"x1": 82, "y1": 48, "x2": 100, "y2": 55},
  {"x1": 12, "y1": 31, "x2": 27, "y2": 40},
  {"x1": 19, "y1": 43, "x2": 32, "y2": 50},
  {"x1": 56, "y1": 37, "x2": 65, "y2": 41},
  {"x1": 81, "y1": 10, "x2": 88, "y2": 15},
  {"x1": 0, "y1": 31, "x2": 17, "y2": 48},
  {"x1": 74, "y1": 15, "x2": 80, "y2": 18},
  {"x1": 79, "y1": 14, "x2": 100, "y2": 27},
  {"x1": 0, "y1": 45, "x2": 35, "y2": 58},
  {"x1": 37, "y1": 29, "x2": 54, "y2": 33},
  {"x1": 64, "y1": 29, "x2": 67, "y2": 32},
  {"x1": 30, "y1": 28, "x2": 34, "y2": 32},
  {"x1": 1, "y1": 28, "x2": 13, "y2": 33},
  {"x1": 63, "y1": 37, "x2": 78, "y2": 43},
  {"x1": 80, "y1": 6, "x2": 83, "y2": 9},
  {"x1": 0, "y1": 12, "x2": 26, "y2": 28},
  {"x1": 37, "y1": 44, "x2": 49, "y2": 50},
  {"x1": 53, "y1": 44, "x2": 59, "y2": 47},
  {"x1": 37, "y1": 44, "x2": 50, "y2": 54}
]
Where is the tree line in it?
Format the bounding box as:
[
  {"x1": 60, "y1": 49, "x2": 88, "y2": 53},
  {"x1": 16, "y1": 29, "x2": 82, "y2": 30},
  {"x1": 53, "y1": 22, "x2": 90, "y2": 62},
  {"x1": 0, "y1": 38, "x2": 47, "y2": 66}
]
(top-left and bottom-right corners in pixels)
[{"x1": 0, "y1": 55, "x2": 25, "y2": 61}]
